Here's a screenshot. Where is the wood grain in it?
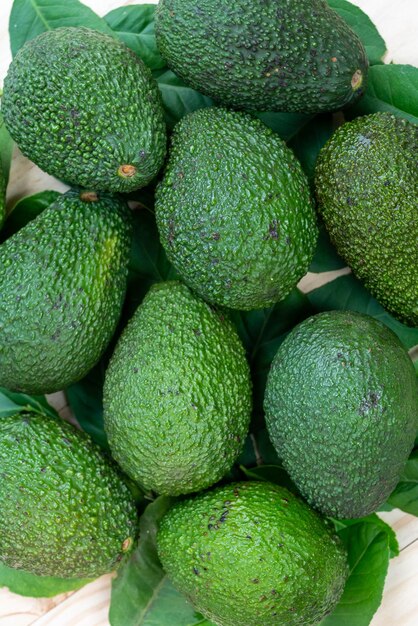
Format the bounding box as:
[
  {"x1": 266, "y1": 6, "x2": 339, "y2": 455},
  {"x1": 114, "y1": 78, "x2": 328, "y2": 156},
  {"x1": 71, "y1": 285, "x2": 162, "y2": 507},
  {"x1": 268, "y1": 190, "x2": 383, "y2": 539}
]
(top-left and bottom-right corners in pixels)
[{"x1": 0, "y1": 0, "x2": 417, "y2": 624}]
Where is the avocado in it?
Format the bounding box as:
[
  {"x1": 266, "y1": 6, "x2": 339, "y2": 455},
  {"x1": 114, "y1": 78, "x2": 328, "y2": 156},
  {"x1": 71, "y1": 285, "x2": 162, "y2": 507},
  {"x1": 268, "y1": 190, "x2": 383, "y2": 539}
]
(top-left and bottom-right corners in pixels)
[
  {"x1": 0, "y1": 165, "x2": 5, "y2": 229},
  {"x1": 0, "y1": 189, "x2": 131, "y2": 395},
  {"x1": 157, "y1": 481, "x2": 348, "y2": 626},
  {"x1": 103, "y1": 281, "x2": 252, "y2": 495},
  {"x1": 0, "y1": 411, "x2": 138, "y2": 579},
  {"x1": 155, "y1": 107, "x2": 317, "y2": 310},
  {"x1": 264, "y1": 311, "x2": 418, "y2": 519},
  {"x1": 2, "y1": 27, "x2": 166, "y2": 192},
  {"x1": 315, "y1": 112, "x2": 418, "y2": 326},
  {"x1": 155, "y1": 0, "x2": 368, "y2": 113}
]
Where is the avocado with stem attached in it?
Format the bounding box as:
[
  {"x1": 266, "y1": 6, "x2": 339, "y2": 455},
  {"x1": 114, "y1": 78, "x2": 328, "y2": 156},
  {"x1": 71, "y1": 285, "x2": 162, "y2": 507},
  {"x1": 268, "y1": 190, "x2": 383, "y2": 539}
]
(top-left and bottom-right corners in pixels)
[
  {"x1": 2, "y1": 27, "x2": 167, "y2": 192},
  {"x1": 155, "y1": 0, "x2": 368, "y2": 113}
]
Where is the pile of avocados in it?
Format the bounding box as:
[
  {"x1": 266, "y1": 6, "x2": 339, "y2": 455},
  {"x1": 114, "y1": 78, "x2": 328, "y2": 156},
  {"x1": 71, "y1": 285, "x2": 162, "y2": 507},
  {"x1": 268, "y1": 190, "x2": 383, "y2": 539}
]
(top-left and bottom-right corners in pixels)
[{"x1": 0, "y1": 1, "x2": 417, "y2": 625}]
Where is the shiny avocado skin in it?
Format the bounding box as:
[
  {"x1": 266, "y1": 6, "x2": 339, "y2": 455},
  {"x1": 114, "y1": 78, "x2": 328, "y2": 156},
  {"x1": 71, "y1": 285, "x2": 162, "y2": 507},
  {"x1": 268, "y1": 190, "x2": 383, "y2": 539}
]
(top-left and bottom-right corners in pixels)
[
  {"x1": 2, "y1": 27, "x2": 166, "y2": 192},
  {"x1": 0, "y1": 412, "x2": 138, "y2": 579},
  {"x1": 157, "y1": 481, "x2": 348, "y2": 626},
  {"x1": 315, "y1": 112, "x2": 418, "y2": 326},
  {"x1": 0, "y1": 189, "x2": 131, "y2": 395},
  {"x1": 155, "y1": 0, "x2": 368, "y2": 113},
  {"x1": 264, "y1": 311, "x2": 418, "y2": 519},
  {"x1": 155, "y1": 107, "x2": 318, "y2": 310},
  {"x1": 103, "y1": 281, "x2": 252, "y2": 496}
]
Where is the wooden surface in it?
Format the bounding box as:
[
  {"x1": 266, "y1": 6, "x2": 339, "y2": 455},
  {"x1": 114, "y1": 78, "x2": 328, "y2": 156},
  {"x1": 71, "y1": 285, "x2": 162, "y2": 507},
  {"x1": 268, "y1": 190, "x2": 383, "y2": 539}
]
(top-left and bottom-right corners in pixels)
[{"x1": 1, "y1": 0, "x2": 418, "y2": 624}]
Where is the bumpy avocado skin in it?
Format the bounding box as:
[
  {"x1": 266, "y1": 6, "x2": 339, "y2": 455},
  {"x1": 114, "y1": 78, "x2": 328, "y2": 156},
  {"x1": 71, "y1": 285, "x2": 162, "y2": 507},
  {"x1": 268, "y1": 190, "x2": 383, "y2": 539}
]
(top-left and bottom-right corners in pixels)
[
  {"x1": 0, "y1": 412, "x2": 138, "y2": 579},
  {"x1": 157, "y1": 481, "x2": 348, "y2": 626},
  {"x1": 0, "y1": 189, "x2": 131, "y2": 394},
  {"x1": 103, "y1": 281, "x2": 252, "y2": 496},
  {"x1": 315, "y1": 112, "x2": 418, "y2": 326},
  {"x1": 155, "y1": 108, "x2": 317, "y2": 310},
  {"x1": 2, "y1": 27, "x2": 166, "y2": 192},
  {"x1": 155, "y1": 0, "x2": 368, "y2": 113},
  {"x1": 0, "y1": 167, "x2": 5, "y2": 228},
  {"x1": 264, "y1": 311, "x2": 418, "y2": 519}
]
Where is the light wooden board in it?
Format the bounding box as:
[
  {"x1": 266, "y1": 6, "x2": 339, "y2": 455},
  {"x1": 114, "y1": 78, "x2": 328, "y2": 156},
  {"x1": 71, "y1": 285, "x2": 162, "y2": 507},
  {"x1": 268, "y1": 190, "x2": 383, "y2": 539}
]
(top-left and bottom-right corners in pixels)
[{"x1": 1, "y1": 1, "x2": 417, "y2": 624}]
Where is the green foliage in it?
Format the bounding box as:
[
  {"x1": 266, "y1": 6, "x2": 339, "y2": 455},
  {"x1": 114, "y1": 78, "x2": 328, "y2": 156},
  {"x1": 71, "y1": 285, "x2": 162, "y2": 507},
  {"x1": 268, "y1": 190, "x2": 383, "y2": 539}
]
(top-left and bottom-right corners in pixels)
[
  {"x1": 104, "y1": 5, "x2": 165, "y2": 71},
  {"x1": 230, "y1": 289, "x2": 313, "y2": 424},
  {"x1": 386, "y1": 450, "x2": 418, "y2": 516},
  {"x1": 0, "y1": 562, "x2": 91, "y2": 598},
  {"x1": 9, "y1": 0, "x2": 114, "y2": 57},
  {"x1": 1, "y1": 190, "x2": 61, "y2": 241},
  {"x1": 0, "y1": 387, "x2": 58, "y2": 420},
  {"x1": 256, "y1": 112, "x2": 313, "y2": 141},
  {"x1": 321, "y1": 517, "x2": 398, "y2": 626},
  {"x1": 309, "y1": 224, "x2": 347, "y2": 272},
  {"x1": 288, "y1": 114, "x2": 336, "y2": 182},
  {"x1": 110, "y1": 497, "x2": 214, "y2": 626},
  {"x1": 350, "y1": 64, "x2": 418, "y2": 124},
  {"x1": 153, "y1": 69, "x2": 213, "y2": 129},
  {"x1": 327, "y1": 0, "x2": 387, "y2": 65},
  {"x1": 0, "y1": 111, "x2": 13, "y2": 189}
]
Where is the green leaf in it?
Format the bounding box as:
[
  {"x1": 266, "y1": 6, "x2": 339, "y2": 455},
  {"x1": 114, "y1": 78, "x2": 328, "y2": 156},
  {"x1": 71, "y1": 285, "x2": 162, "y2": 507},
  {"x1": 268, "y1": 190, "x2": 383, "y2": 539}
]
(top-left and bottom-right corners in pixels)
[
  {"x1": 0, "y1": 387, "x2": 59, "y2": 420},
  {"x1": 307, "y1": 273, "x2": 418, "y2": 350},
  {"x1": 104, "y1": 5, "x2": 165, "y2": 71},
  {"x1": 1, "y1": 190, "x2": 61, "y2": 242},
  {"x1": 237, "y1": 429, "x2": 282, "y2": 468},
  {"x1": 257, "y1": 111, "x2": 312, "y2": 141},
  {"x1": 0, "y1": 561, "x2": 91, "y2": 598},
  {"x1": 288, "y1": 114, "x2": 336, "y2": 182},
  {"x1": 241, "y1": 464, "x2": 299, "y2": 494},
  {"x1": 322, "y1": 518, "x2": 395, "y2": 626},
  {"x1": 386, "y1": 450, "x2": 418, "y2": 516},
  {"x1": 66, "y1": 362, "x2": 108, "y2": 450},
  {"x1": 333, "y1": 514, "x2": 399, "y2": 558},
  {"x1": 309, "y1": 224, "x2": 347, "y2": 273},
  {"x1": 110, "y1": 496, "x2": 214, "y2": 626},
  {"x1": 327, "y1": 0, "x2": 386, "y2": 65},
  {"x1": 153, "y1": 69, "x2": 213, "y2": 129},
  {"x1": 0, "y1": 110, "x2": 14, "y2": 189},
  {"x1": 230, "y1": 289, "x2": 313, "y2": 424},
  {"x1": 9, "y1": 0, "x2": 114, "y2": 57},
  {"x1": 350, "y1": 64, "x2": 418, "y2": 125}
]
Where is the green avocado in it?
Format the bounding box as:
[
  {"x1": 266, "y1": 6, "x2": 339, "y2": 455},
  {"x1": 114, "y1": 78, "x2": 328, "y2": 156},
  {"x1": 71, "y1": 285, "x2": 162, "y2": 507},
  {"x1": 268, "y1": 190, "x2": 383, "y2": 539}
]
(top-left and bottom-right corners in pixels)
[
  {"x1": 103, "y1": 281, "x2": 252, "y2": 495},
  {"x1": 264, "y1": 311, "x2": 418, "y2": 519},
  {"x1": 315, "y1": 112, "x2": 418, "y2": 326},
  {"x1": 2, "y1": 27, "x2": 166, "y2": 192},
  {"x1": 157, "y1": 481, "x2": 348, "y2": 626},
  {"x1": 0, "y1": 165, "x2": 5, "y2": 229},
  {"x1": 155, "y1": 0, "x2": 368, "y2": 113},
  {"x1": 0, "y1": 189, "x2": 131, "y2": 395},
  {"x1": 155, "y1": 107, "x2": 317, "y2": 310},
  {"x1": 0, "y1": 412, "x2": 138, "y2": 579}
]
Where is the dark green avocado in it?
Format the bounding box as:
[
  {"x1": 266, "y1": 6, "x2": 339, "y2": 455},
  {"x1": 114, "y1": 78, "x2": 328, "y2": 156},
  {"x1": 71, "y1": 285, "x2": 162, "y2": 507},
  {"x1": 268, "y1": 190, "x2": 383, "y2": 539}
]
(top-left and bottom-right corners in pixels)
[
  {"x1": 0, "y1": 189, "x2": 131, "y2": 394},
  {"x1": 264, "y1": 310, "x2": 418, "y2": 519},
  {"x1": 0, "y1": 411, "x2": 138, "y2": 579},
  {"x1": 155, "y1": 107, "x2": 317, "y2": 310},
  {"x1": 2, "y1": 27, "x2": 166, "y2": 192},
  {"x1": 315, "y1": 112, "x2": 418, "y2": 326},
  {"x1": 157, "y1": 481, "x2": 348, "y2": 626},
  {"x1": 104, "y1": 281, "x2": 252, "y2": 495},
  {"x1": 155, "y1": 0, "x2": 368, "y2": 113}
]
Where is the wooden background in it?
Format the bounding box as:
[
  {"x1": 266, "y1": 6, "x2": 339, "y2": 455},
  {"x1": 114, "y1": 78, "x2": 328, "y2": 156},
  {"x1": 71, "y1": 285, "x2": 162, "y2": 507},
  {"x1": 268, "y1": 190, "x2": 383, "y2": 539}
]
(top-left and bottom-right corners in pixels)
[{"x1": 0, "y1": 0, "x2": 417, "y2": 624}]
